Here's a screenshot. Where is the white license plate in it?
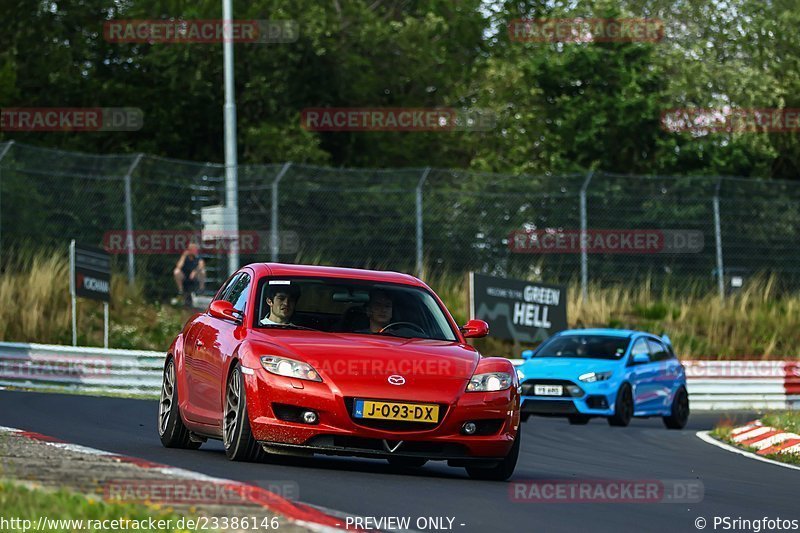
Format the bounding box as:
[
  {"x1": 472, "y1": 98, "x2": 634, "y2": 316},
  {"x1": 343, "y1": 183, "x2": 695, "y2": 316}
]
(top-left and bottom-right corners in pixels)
[{"x1": 534, "y1": 385, "x2": 563, "y2": 396}]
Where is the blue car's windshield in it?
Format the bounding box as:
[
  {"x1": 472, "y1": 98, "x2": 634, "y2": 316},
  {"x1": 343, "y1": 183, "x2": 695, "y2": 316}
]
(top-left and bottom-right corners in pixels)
[{"x1": 533, "y1": 335, "x2": 630, "y2": 360}]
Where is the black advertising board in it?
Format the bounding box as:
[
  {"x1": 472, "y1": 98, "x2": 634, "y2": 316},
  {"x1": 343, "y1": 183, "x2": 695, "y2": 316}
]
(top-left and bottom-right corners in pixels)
[
  {"x1": 469, "y1": 273, "x2": 567, "y2": 343},
  {"x1": 71, "y1": 242, "x2": 111, "y2": 302}
]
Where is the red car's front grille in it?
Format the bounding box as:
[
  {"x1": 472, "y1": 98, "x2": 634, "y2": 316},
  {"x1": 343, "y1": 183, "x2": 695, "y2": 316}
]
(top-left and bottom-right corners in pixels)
[{"x1": 343, "y1": 398, "x2": 448, "y2": 432}]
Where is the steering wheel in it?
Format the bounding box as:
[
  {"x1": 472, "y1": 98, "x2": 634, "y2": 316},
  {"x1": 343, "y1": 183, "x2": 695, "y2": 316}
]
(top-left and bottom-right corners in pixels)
[{"x1": 379, "y1": 322, "x2": 427, "y2": 336}]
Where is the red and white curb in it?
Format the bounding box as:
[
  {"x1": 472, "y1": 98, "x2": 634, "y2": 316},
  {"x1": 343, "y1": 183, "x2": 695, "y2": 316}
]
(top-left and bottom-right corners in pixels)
[
  {"x1": 696, "y1": 419, "x2": 800, "y2": 472},
  {"x1": 729, "y1": 420, "x2": 800, "y2": 455},
  {"x1": 0, "y1": 426, "x2": 350, "y2": 532}
]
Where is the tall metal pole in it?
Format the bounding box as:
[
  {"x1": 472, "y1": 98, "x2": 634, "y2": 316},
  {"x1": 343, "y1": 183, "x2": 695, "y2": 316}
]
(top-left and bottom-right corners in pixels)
[
  {"x1": 580, "y1": 170, "x2": 594, "y2": 302},
  {"x1": 0, "y1": 141, "x2": 14, "y2": 270},
  {"x1": 415, "y1": 167, "x2": 431, "y2": 278},
  {"x1": 70, "y1": 240, "x2": 77, "y2": 346},
  {"x1": 270, "y1": 162, "x2": 291, "y2": 262},
  {"x1": 222, "y1": 0, "x2": 239, "y2": 275},
  {"x1": 123, "y1": 153, "x2": 143, "y2": 284},
  {"x1": 103, "y1": 302, "x2": 109, "y2": 349},
  {"x1": 713, "y1": 180, "x2": 725, "y2": 300}
]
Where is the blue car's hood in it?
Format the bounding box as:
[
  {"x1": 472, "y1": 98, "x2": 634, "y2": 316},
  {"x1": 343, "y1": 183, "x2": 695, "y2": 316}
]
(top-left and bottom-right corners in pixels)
[{"x1": 518, "y1": 357, "x2": 621, "y2": 379}]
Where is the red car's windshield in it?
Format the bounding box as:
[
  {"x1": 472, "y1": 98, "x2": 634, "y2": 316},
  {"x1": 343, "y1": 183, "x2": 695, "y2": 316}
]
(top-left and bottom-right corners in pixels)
[{"x1": 254, "y1": 277, "x2": 458, "y2": 342}]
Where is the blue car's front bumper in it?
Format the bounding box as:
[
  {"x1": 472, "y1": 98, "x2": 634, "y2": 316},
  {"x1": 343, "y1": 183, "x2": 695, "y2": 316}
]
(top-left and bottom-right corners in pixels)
[{"x1": 520, "y1": 379, "x2": 620, "y2": 417}]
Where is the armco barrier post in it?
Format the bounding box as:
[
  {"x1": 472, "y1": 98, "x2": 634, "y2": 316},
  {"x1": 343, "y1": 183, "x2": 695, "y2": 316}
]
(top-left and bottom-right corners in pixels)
[
  {"x1": 123, "y1": 153, "x2": 143, "y2": 284},
  {"x1": 579, "y1": 170, "x2": 594, "y2": 302},
  {"x1": 415, "y1": 167, "x2": 431, "y2": 279},
  {"x1": 271, "y1": 162, "x2": 291, "y2": 262}
]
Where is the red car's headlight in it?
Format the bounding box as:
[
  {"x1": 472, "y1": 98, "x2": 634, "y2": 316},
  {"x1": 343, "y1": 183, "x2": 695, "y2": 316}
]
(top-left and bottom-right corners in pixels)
[
  {"x1": 466, "y1": 372, "x2": 513, "y2": 392},
  {"x1": 260, "y1": 356, "x2": 322, "y2": 382}
]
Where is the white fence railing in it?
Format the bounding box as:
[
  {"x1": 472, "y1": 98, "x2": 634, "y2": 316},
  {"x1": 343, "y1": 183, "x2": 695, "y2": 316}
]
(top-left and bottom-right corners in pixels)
[
  {"x1": 1, "y1": 341, "x2": 798, "y2": 409},
  {"x1": 0, "y1": 341, "x2": 164, "y2": 396}
]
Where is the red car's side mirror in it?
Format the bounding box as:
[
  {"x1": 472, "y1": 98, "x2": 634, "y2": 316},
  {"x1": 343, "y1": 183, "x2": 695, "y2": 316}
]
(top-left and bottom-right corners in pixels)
[
  {"x1": 460, "y1": 319, "x2": 489, "y2": 339},
  {"x1": 209, "y1": 300, "x2": 242, "y2": 323}
]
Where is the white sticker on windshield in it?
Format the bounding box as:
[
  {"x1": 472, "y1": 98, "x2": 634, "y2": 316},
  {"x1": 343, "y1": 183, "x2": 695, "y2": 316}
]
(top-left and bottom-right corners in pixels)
[{"x1": 269, "y1": 280, "x2": 291, "y2": 285}]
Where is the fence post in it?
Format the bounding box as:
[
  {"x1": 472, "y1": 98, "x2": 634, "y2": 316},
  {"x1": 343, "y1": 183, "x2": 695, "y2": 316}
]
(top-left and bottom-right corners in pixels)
[
  {"x1": 580, "y1": 170, "x2": 594, "y2": 302},
  {"x1": 415, "y1": 167, "x2": 431, "y2": 279},
  {"x1": 271, "y1": 162, "x2": 292, "y2": 262},
  {"x1": 713, "y1": 179, "x2": 725, "y2": 300},
  {"x1": 0, "y1": 141, "x2": 14, "y2": 270},
  {"x1": 123, "y1": 153, "x2": 143, "y2": 285}
]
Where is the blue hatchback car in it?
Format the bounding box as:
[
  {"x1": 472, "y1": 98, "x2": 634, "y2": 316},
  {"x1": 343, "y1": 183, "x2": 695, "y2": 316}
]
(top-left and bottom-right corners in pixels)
[{"x1": 515, "y1": 329, "x2": 689, "y2": 429}]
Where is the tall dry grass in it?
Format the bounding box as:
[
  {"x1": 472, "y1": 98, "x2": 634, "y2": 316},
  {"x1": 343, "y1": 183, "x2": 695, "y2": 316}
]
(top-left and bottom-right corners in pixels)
[
  {"x1": 0, "y1": 250, "x2": 71, "y2": 342},
  {"x1": 426, "y1": 269, "x2": 800, "y2": 359},
  {"x1": 2, "y1": 251, "x2": 798, "y2": 358},
  {"x1": 0, "y1": 249, "x2": 188, "y2": 350}
]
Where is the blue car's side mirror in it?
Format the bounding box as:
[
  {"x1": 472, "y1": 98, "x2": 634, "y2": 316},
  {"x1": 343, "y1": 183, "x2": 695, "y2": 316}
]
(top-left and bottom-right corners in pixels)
[
  {"x1": 521, "y1": 349, "x2": 534, "y2": 360},
  {"x1": 631, "y1": 353, "x2": 650, "y2": 365}
]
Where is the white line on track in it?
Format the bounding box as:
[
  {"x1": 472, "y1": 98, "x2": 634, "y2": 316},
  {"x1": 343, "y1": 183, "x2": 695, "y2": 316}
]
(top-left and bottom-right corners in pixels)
[{"x1": 696, "y1": 430, "x2": 800, "y2": 472}]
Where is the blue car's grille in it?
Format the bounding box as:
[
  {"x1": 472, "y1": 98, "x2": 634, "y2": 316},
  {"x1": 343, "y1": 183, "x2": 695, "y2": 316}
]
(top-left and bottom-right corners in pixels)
[{"x1": 520, "y1": 379, "x2": 584, "y2": 397}]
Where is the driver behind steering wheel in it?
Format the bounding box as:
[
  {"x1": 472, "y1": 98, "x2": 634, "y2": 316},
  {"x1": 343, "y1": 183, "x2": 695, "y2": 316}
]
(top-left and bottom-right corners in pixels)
[{"x1": 358, "y1": 289, "x2": 394, "y2": 334}]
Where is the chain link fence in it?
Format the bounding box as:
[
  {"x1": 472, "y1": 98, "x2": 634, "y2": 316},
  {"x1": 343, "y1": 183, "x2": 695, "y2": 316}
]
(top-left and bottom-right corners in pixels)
[{"x1": 1, "y1": 140, "x2": 798, "y2": 298}]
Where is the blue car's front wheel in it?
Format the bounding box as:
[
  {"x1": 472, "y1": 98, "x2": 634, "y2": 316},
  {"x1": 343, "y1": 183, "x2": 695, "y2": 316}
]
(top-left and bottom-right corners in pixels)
[
  {"x1": 607, "y1": 384, "x2": 633, "y2": 427},
  {"x1": 663, "y1": 387, "x2": 690, "y2": 429}
]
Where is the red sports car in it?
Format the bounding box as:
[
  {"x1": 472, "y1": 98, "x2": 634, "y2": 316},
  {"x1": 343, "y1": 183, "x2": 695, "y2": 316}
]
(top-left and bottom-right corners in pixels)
[{"x1": 158, "y1": 263, "x2": 521, "y2": 480}]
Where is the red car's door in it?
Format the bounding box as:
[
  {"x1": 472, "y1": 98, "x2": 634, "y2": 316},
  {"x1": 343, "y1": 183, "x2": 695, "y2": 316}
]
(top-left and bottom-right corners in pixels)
[
  {"x1": 180, "y1": 319, "x2": 205, "y2": 421},
  {"x1": 191, "y1": 272, "x2": 252, "y2": 428}
]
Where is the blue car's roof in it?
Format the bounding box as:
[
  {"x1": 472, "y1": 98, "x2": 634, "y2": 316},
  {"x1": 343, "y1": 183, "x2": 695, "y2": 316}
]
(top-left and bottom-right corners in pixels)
[{"x1": 554, "y1": 328, "x2": 641, "y2": 338}]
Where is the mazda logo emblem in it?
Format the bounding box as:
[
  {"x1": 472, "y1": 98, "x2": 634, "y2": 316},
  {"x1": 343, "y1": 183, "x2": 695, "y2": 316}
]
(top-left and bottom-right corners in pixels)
[{"x1": 388, "y1": 375, "x2": 405, "y2": 386}]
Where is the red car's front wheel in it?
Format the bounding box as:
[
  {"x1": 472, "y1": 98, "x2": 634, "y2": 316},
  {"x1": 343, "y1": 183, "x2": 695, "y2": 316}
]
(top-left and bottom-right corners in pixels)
[
  {"x1": 158, "y1": 358, "x2": 201, "y2": 450},
  {"x1": 465, "y1": 429, "x2": 520, "y2": 481},
  {"x1": 223, "y1": 364, "x2": 266, "y2": 462}
]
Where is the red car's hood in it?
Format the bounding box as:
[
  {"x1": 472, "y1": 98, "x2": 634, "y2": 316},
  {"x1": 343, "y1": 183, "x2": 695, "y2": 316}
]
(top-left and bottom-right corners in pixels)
[{"x1": 247, "y1": 329, "x2": 479, "y2": 402}]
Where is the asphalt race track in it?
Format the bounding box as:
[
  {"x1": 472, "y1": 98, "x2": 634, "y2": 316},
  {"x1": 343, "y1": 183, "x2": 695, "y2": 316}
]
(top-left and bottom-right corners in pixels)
[{"x1": 0, "y1": 390, "x2": 796, "y2": 533}]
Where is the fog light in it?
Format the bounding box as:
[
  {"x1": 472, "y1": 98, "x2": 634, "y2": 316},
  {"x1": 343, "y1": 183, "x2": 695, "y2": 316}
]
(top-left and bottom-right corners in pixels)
[
  {"x1": 302, "y1": 410, "x2": 318, "y2": 424},
  {"x1": 566, "y1": 385, "x2": 584, "y2": 397},
  {"x1": 462, "y1": 422, "x2": 477, "y2": 435}
]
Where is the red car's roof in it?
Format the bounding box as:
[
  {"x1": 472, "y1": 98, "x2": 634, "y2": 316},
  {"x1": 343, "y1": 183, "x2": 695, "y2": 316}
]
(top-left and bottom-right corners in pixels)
[{"x1": 247, "y1": 263, "x2": 426, "y2": 287}]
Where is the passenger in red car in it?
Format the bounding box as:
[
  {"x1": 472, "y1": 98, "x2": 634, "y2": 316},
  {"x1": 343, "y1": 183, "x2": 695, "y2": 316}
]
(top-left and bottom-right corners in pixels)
[{"x1": 364, "y1": 289, "x2": 393, "y2": 333}]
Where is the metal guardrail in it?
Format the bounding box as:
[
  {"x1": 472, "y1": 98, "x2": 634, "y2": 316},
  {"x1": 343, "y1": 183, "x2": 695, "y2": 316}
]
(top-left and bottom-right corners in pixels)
[
  {"x1": 0, "y1": 341, "x2": 164, "y2": 396},
  {"x1": 1, "y1": 341, "x2": 797, "y2": 409}
]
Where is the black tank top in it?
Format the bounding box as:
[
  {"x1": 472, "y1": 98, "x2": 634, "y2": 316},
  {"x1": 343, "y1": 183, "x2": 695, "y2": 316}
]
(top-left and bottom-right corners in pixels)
[{"x1": 181, "y1": 254, "x2": 200, "y2": 276}]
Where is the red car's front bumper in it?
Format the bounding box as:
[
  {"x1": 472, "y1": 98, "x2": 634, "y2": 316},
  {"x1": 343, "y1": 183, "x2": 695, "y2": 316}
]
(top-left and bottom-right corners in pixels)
[{"x1": 242, "y1": 366, "x2": 519, "y2": 462}]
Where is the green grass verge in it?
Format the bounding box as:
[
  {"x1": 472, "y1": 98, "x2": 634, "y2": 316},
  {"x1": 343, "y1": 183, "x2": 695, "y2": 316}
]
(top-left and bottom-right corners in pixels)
[
  {"x1": 0, "y1": 480, "x2": 217, "y2": 532},
  {"x1": 761, "y1": 411, "x2": 800, "y2": 435},
  {"x1": 712, "y1": 413, "x2": 800, "y2": 466}
]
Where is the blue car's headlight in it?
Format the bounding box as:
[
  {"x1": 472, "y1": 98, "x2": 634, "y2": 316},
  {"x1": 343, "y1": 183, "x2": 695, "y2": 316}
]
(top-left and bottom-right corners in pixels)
[
  {"x1": 516, "y1": 369, "x2": 525, "y2": 381},
  {"x1": 578, "y1": 371, "x2": 613, "y2": 383}
]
